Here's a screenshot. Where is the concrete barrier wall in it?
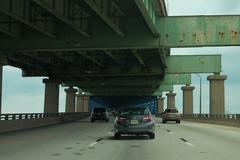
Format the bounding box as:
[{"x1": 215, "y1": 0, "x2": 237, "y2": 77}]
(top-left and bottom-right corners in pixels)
[
  {"x1": 182, "y1": 118, "x2": 240, "y2": 127},
  {"x1": 0, "y1": 113, "x2": 90, "y2": 134}
]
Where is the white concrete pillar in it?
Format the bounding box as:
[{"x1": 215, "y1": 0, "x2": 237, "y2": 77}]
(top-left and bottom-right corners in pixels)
[
  {"x1": 0, "y1": 66, "x2": 2, "y2": 114},
  {"x1": 76, "y1": 94, "x2": 84, "y2": 112},
  {"x1": 83, "y1": 96, "x2": 89, "y2": 112},
  {"x1": 181, "y1": 84, "x2": 195, "y2": 114},
  {"x1": 43, "y1": 79, "x2": 60, "y2": 113},
  {"x1": 157, "y1": 97, "x2": 165, "y2": 114},
  {"x1": 65, "y1": 87, "x2": 77, "y2": 113},
  {"x1": 207, "y1": 74, "x2": 227, "y2": 114},
  {"x1": 166, "y1": 91, "x2": 176, "y2": 108}
]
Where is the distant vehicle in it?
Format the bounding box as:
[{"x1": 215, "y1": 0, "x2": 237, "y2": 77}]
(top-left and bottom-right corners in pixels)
[
  {"x1": 114, "y1": 106, "x2": 155, "y2": 139},
  {"x1": 162, "y1": 108, "x2": 181, "y2": 123},
  {"x1": 91, "y1": 108, "x2": 109, "y2": 122}
]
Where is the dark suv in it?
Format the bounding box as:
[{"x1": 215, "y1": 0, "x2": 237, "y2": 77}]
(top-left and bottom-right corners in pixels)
[{"x1": 91, "y1": 108, "x2": 109, "y2": 122}]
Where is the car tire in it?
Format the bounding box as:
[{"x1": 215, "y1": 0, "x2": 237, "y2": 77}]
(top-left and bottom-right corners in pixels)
[
  {"x1": 149, "y1": 133, "x2": 155, "y2": 139},
  {"x1": 105, "y1": 119, "x2": 109, "y2": 122},
  {"x1": 162, "y1": 120, "x2": 166, "y2": 123},
  {"x1": 91, "y1": 119, "x2": 94, "y2": 122},
  {"x1": 114, "y1": 133, "x2": 120, "y2": 139},
  {"x1": 177, "y1": 120, "x2": 180, "y2": 124}
]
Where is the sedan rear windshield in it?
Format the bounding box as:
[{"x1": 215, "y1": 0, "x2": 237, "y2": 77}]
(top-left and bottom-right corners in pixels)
[
  {"x1": 165, "y1": 109, "x2": 178, "y2": 113},
  {"x1": 119, "y1": 107, "x2": 150, "y2": 116},
  {"x1": 93, "y1": 108, "x2": 106, "y2": 113}
]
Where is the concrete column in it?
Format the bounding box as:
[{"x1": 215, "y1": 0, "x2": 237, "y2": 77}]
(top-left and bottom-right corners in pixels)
[
  {"x1": 65, "y1": 87, "x2": 77, "y2": 113},
  {"x1": 0, "y1": 66, "x2": 2, "y2": 114},
  {"x1": 207, "y1": 74, "x2": 227, "y2": 114},
  {"x1": 76, "y1": 94, "x2": 84, "y2": 112},
  {"x1": 181, "y1": 84, "x2": 195, "y2": 114},
  {"x1": 83, "y1": 96, "x2": 89, "y2": 112},
  {"x1": 157, "y1": 97, "x2": 165, "y2": 114},
  {"x1": 166, "y1": 91, "x2": 176, "y2": 108},
  {"x1": 43, "y1": 79, "x2": 60, "y2": 113}
]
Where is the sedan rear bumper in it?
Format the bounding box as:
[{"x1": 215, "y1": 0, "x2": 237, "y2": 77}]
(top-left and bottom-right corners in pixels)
[{"x1": 114, "y1": 123, "x2": 155, "y2": 134}]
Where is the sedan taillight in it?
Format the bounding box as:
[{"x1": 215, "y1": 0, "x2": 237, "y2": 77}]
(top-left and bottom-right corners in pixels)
[
  {"x1": 143, "y1": 115, "x2": 152, "y2": 122},
  {"x1": 116, "y1": 117, "x2": 126, "y2": 124}
]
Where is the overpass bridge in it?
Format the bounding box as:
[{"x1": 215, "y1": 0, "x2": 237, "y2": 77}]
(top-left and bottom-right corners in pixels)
[
  {"x1": 0, "y1": 0, "x2": 239, "y2": 159},
  {"x1": 0, "y1": 0, "x2": 228, "y2": 114}
]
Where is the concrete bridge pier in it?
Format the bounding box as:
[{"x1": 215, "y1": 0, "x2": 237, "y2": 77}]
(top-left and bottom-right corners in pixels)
[
  {"x1": 76, "y1": 94, "x2": 84, "y2": 112},
  {"x1": 181, "y1": 84, "x2": 195, "y2": 114},
  {"x1": 83, "y1": 96, "x2": 89, "y2": 112},
  {"x1": 65, "y1": 87, "x2": 77, "y2": 113},
  {"x1": 166, "y1": 91, "x2": 176, "y2": 108},
  {"x1": 43, "y1": 79, "x2": 60, "y2": 113},
  {"x1": 0, "y1": 66, "x2": 2, "y2": 114},
  {"x1": 207, "y1": 74, "x2": 227, "y2": 114},
  {"x1": 157, "y1": 96, "x2": 165, "y2": 114}
]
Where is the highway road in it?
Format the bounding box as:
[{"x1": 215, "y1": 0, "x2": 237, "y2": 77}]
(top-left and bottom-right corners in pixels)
[{"x1": 0, "y1": 117, "x2": 239, "y2": 160}]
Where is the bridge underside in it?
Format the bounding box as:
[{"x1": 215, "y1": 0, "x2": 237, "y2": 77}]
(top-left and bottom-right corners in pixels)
[{"x1": 0, "y1": 0, "x2": 230, "y2": 96}]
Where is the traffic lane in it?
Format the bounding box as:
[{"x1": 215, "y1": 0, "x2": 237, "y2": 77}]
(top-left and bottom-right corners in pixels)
[
  {"x1": 160, "y1": 120, "x2": 240, "y2": 160},
  {"x1": 0, "y1": 118, "x2": 115, "y2": 160},
  {"x1": 77, "y1": 121, "x2": 205, "y2": 160},
  {"x1": 0, "y1": 117, "x2": 201, "y2": 160},
  {"x1": 1, "y1": 118, "x2": 239, "y2": 160}
]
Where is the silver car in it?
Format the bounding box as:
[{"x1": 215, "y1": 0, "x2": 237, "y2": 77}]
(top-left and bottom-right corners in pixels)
[
  {"x1": 162, "y1": 108, "x2": 181, "y2": 123},
  {"x1": 114, "y1": 106, "x2": 155, "y2": 139}
]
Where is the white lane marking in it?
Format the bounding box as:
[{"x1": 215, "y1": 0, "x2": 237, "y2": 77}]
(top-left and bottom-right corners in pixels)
[
  {"x1": 88, "y1": 142, "x2": 98, "y2": 148},
  {"x1": 185, "y1": 142, "x2": 194, "y2": 147},
  {"x1": 108, "y1": 131, "x2": 113, "y2": 135}
]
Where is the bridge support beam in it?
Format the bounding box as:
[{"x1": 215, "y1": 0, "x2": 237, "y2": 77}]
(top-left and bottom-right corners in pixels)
[
  {"x1": 43, "y1": 79, "x2": 60, "y2": 113},
  {"x1": 157, "y1": 97, "x2": 165, "y2": 114},
  {"x1": 181, "y1": 84, "x2": 195, "y2": 114},
  {"x1": 166, "y1": 91, "x2": 176, "y2": 108},
  {"x1": 207, "y1": 74, "x2": 227, "y2": 114},
  {"x1": 83, "y1": 96, "x2": 89, "y2": 112},
  {"x1": 76, "y1": 94, "x2": 84, "y2": 112},
  {"x1": 65, "y1": 87, "x2": 77, "y2": 113}
]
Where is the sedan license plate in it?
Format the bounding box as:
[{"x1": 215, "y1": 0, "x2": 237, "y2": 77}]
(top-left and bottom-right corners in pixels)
[{"x1": 130, "y1": 120, "x2": 139, "y2": 125}]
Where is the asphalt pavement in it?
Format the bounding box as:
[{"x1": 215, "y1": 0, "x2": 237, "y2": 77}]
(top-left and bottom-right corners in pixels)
[{"x1": 0, "y1": 117, "x2": 239, "y2": 160}]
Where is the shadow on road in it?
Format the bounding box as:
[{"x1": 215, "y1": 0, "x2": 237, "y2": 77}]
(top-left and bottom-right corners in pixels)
[{"x1": 104, "y1": 135, "x2": 150, "y2": 141}]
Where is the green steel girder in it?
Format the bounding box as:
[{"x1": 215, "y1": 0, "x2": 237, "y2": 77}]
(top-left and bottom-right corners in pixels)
[
  {"x1": 83, "y1": 0, "x2": 124, "y2": 37},
  {"x1": 6, "y1": 53, "x2": 48, "y2": 72},
  {"x1": 0, "y1": 4, "x2": 56, "y2": 39},
  {"x1": 77, "y1": 51, "x2": 105, "y2": 67},
  {"x1": 21, "y1": 52, "x2": 59, "y2": 67},
  {"x1": 132, "y1": 50, "x2": 147, "y2": 67},
  {"x1": 134, "y1": 0, "x2": 159, "y2": 37},
  {"x1": 81, "y1": 85, "x2": 173, "y2": 96},
  {"x1": 31, "y1": 0, "x2": 90, "y2": 38},
  {"x1": 166, "y1": 55, "x2": 221, "y2": 74},
  {"x1": 3, "y1": 15, "x2": 240, "y2": 51},
  {"x1": 83, "y1": 91, "x2": 163, "y2": 96},
  {"x1": 158, "y1": 48, "x2": 168, "y2": 68},
  {"x1": 0, "y1": 28, "x2": 20, "y2": 39},
  {"x1": 102, "y1": 50, "x2": 121, "y2": 64},
  {"x1": 157, "y1": 15, "x2": 240, "y2": 47},
  {"x1": 155, "y1": 0, "x2": 168, "y2": 16},
  {"x1": 62, "y1": 74, "x2": 190, "y2": 87}
]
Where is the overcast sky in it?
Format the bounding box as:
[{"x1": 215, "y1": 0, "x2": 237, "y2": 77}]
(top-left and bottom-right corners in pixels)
[
  {"x1": 2, "y1": 0, "x2": 240, "y2": 114},
  {"x1": 167, "y1": 0, "x2": 240, "y2": 114}
]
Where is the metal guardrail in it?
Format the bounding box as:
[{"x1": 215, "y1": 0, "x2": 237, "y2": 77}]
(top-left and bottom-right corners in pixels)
[
  {"x1": 0, "y1": 113, "x2": 86, "y2": 121},
  {"x1": 182, "y1": 114, "x2": 240, "y2": 120}
]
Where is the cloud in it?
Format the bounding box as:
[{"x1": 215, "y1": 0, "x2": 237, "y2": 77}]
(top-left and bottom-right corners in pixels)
[
  {"x1": 2, "y1": 66, "x2": 66, "y2": 113},
  {"x1": 167, "y1": 0, "x2": 240, "y2": 15}
]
